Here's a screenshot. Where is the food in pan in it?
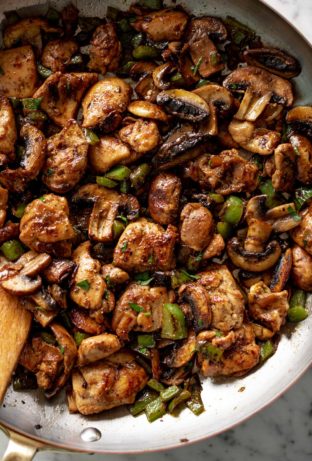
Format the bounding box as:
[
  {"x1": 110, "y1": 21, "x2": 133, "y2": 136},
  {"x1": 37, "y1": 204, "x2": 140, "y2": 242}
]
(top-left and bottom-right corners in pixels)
[{"x1": 0, "y1": 1, "x2": 310, "y2": 423}]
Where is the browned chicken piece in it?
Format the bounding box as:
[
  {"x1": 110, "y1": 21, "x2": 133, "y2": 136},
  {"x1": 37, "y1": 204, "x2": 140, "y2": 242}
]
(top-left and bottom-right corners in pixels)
[
  {"x1": 89, "y1": 136, "x2": 138, "y2": 174},
  {"x1": 291, "y1": 245, "x2": 312, "y2": 291},
  {"x1": 180, "y1": 203, "x2": 213, "y2": 251},
  {"x1": 71, "y1": 350, "x2": 148, "y2": 415},
  {"x1": 33, "y1": 72, "x2": 98, "y2": 127},
  {"x1": 77, "y1": 333, "x2": 122, "y2": 366},
  {"x1": 290, "y1": 134, "x2": 312, "y2": 184},
  {"x1": 197, "y1": 329, "x2": 236, "y2": 350},
  {"x1": 202, "y1": 234, "x2": 225, "y2": 260},
  {"x1": 119, "y1": 120, "x2": 160, "y2": 153},
  {"x1": 0, "y1": 97, "x2": 17, "y2": 164},
  {"x1": 248, "y1": 281, "x2": 289, "y2": 332},
  {"x1": 196, "y1": 265, "x2": 245, "y2": 332},
  {"x1": 43, "y1": 258, "x2": 75, "y2": 284},
  {"x1": 112, "y1": 283, "x2": 171, "y2": 339},
  {"x1": 88, "y1": 23, "x2": 121, "y2": 74},
  {"x1": 148, "y1": 173, "x2": 182, "y2": 225},
  {"x1": 19, "y1": 337, "x2": 64, "y2": 390},
  {"x1": 185, "y1": 149, "x2": 259, "y2": 195},
  {"x1": 19, "y1": 194, "x2": 75, "y2": 254},
  {"x1": 228, "y1": 120, "x2": 281, "y2": 155},
  {"x1": 164, "y1": 330, "x2": 196, "y2": 368},
  {"x1": 291, "y1": 204, "x2": 312, "y2": 255},
  {"x1": 272, "y1": 143, "x2": 296, "y2": 192},
  {"x1": 251, "y1": 323, "x2": 274, "y2": 340},
  {"x1": 42, "y1": 120, "x2": 88, "y2": 194},
  {"x1": 0, "y1": 222, "x2": 20, "y2": 245},
  {"x1": 70, "y1": 308, "x2": 105, "y2": 335},
  {"x1": 101, "y1": 264, "x2": 130, "y2": 285},
  {"x1": 133, "y1": 9, "x2": 189, "y2": 42},
  {"x1": 0, "y1": 186, "x2": 8, "y2": 228},
  {"x1": 3, "y1": 18, "x2": 61, "y2": 54},
  {"x1": 82, "y1": 78, "x2": 132, "y2": 130},
  {"x1": 0, "y1": 46, "x2": 37, "y2": 98},
  {"x1": 113, "y1": 218, "x2": 178, "y2": 272},
  {"x1": 70, "y1": 241, "x2": 106, "y2": 310},
  {"x1": 41, "y1": 39, "x2": 79, "y2": 72},
  {"x1": 0, "y1": 123, "x2": 46, "y2": 193},
  {"x1": 199, "y1": 324, "x2": 260, "y2": 377}
]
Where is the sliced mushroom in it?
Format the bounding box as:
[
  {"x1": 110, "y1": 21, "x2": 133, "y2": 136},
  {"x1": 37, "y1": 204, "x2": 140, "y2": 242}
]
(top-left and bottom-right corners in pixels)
[
  {"x1": 271, "y1": 143, "x2": 296, "y2": 192},
  {"x1": 164, "y1": 330, "x2": 196, "y2": 368},
  {"x1": 119, "y1": 120, "x2": 160, "y2": 153},
  {"x1": 243, "y1": 47, "x2": 301, "y2": 79},
  {"x1": 156, "y1": 89, "x2": 210, "y2": 122},
  {"x1": 70, "y1": 308, "x2": 104, "y2": 335},
  {"x1": 42, "y1": 39, "x2": 79, "y2": 72},
  {"x1": 77, "y1": 333, "x2": 122, "y2": 366},
  {"x1": 0, "y1": 46, "x2": 37, "y2": 98},
  {"x1": 1, "y1": 274, "x2": 41, "y2": 296},
  {"x1": 33, "y1": 72, "x2": 98, "y2": 127},
  {"x1": 245, "y1": 195, "x2": 267, "y2": 222},
  {"x1": 29, "y1": 287, "x2": 58, "y2": 312},
  {"x1": 148, "y1": 173, "x2": 182, "y2": 225},
  {"x1": 244, "y1": 218, "x2": 272, "y2": 252},
  {"x1": 82, "y1": 78, "x2": 132, "y2": 130},
  {"x1": 135, "y1": 74, "x2": 159, "y2": 102},
  {"x1": 180, "y1": 203, "x2": 213, "y2": 251},
  {"x1": 265, "y1": 203, "x2": 301, "y2": 232},
  {"x1": 18, "y1": 251, "x2": 52, "y2": 277},
  {"x1": 132, "y1": 9, "x2": 189, "y2": 42},
  {"x1": 228, "y1": 119, "x2": 281, "y2": 155},
  {"x1": 287, "y1": 105, "x2": 312, "y2": 137},
  {"x1": 129, "y1": 62, "x2": 157, "y2": 80},
  {"x1": 290, "y1": 134, "x2": 312, "y2": 184},
  {"x1": 179, "y1": 284, "x2": 211, "y2": 332},
  {"x1": 127, "y1": 100, "x2": 169, "y2": 123},
  {"x1": 152, "y1": 62, "x2": 176, "y2": 91},
  {"x1": 227, "y1": 237, "x2": 282, "y2": 272},
  {"x1": 88, "y1": 23, "x2": 121, "y2": 74},
  {"x1": 0, "y1": 97, "x2": 17, "y2": 164},
  {"x1": 292, "y1": 244, "x2": 312, "y2": 291},
  {"x1": 270, "y1": 248, "x2": 292, "y2": 292}
]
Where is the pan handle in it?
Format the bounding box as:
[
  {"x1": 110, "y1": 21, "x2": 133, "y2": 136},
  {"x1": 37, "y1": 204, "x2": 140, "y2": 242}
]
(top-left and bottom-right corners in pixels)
[{"x1": 1, "y1": 426, "x2": 43, "y2": 461}]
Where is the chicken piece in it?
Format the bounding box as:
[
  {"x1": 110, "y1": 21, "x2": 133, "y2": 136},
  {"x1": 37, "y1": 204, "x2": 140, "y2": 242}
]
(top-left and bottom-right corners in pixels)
[
  {"x1": 291, "y1": 204, "x2": 312, "y2": 255},
  {"x1": 88, "y1": 23, "x2": 121, "y2": 74},
  {"x1": 19, "y1": 337, "x2": 63, "y2": 390},
  {"x1": 70, "y1": 308, "x2": 105, "y2": 335},
  {"x1": 202, "y1": 234, "x2": 225, "y2": 260},
  {"x1": 199, "y1": 324, "x2": 260, "y2": 377},
  {"x1": 70, "y1": 241, "x2": 106, "y2": 310},
  {"x1": 113, "y1": 218, "x2": 178, "y2": 272},
  {"x1": 119, "y1": 120, "x2": 160, "y2": 153},
  {"x1": 43, "y1": 258, "x2": 75, "y2": 284},
  {"x1": 133, "y1": 9, "x2": 189, "y2": 42},
  {"x1": 33, "y1": 72, "x2": 98, "y2": 127},
  {"x1": 291, "y1": 245, "x2": 312, "y2": 291},
  {"x1": 185, "y1": 150, "x2": 259, "y2": 195},
  {"x1": 78, "y1": 333, "x2": 122, "y2": 366},
  {"x1": 89, "y1": 136, "x2": 137, "y2": 174},
  {"x1": 164, "y1": 330, "x2": 196, "y2": 368},
  {"x1": 290, "y1": 134, "x2": 312, "y2": 184},
  {"x1": 272, "y1": 143, "x2": 296, "y2": 192},
  {"x1": 148, "y1": 173, "x2": 182, "y2": 225},
  {"x1": 19, "y1": 194, "x2": 75, "y2": 254},
  {"x1": 0, "y1": 123, "x2": 46, "y2": 193},
  {"x1": 248, "y1": 281, "x2": 289, "y2": 332},
  {"x1": 112, "y1": 283, "x2": 171, "y2": 339},
  {"x1": 180, "y1": 203, "x2": 213, "y2": 251},
  {"x1": 0, "y1": 97, "x2": 17, "y2": 164},
  {"x1": 101, "y1": 264, "x2": 129, "y2": 285},
  {"x1": 42, "y1": 120, "x2": 88, "y2": 194},
  {"x1": 82, "y1": 78, "x2": 132, "y2": 130},
  {"x1": 3, "y1": 18, "x2": 61, "y2": 54},
  {"x1": 0, "y1": 186, "x2": 8, "y2": 228},
  {"x1": 41, "y1": 39, "x2": 79, "y2": 72},
  {"x1": 0, "y1": 46, "x2": 37, "y2": 98},
  {"x1": 228, "y1": 120, "x2": 281, "y2": 155},
  {"x1": 71, "y1": 350, "x2": 148, "y2": 415}
]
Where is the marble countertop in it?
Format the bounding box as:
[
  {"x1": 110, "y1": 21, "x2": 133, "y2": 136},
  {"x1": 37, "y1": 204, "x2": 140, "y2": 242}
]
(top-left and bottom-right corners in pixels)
[{"x1": 1, "y1": 0, "x2": 312, "y2": 460}]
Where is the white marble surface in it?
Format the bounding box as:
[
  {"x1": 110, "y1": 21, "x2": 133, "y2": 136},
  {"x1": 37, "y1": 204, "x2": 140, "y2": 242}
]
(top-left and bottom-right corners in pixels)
[{"x1": 1, "y1": 0, "x2": 312, "y2": 460}]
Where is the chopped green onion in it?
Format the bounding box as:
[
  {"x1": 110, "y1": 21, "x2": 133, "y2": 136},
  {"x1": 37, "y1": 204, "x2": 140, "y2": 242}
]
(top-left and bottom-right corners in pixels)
[
  {"x1": 222, "y1": 195, "x2": 244, "y2": 225},
  {"x1": 76, "y1": 279, "x2": 90, "y2": 291},
  {"x1": 130, "y1": 163, "x2": 151, "y2": 188},
  {"x1": 145, "y1": 396, "x2": 166, "y2": 422},
  {"x1": 120, "y1": 179, "x2": 130, "y2": 194},
  {"x1": 113, "y1": 220, "x2": 126, "y2": 239},
  {"x1": 12, "y1": 203, "x2": 26, "y2": 218},
  {"x1": 129, "y1": 302, "x2": 144, "y2": 313},
  {"x1": 0, "y1": 240, "x2": 24, "y2": 261},
  {"x1": 121, "y1": 241, "x2": 128, "y2": 252},
  {"x1": 192, "y1": 56, "x2": 203, "y2": 75},
  {"x1": 290, "y1": 289, "x2": 306, "y2": 309},
  {"x1": 138, "y1": 334, "x2": 155, "y2": 348},
  {"x1": 147, "y1": 378, "x2": 165, "y2": 393},
  {"x1": 129, "y1": 389, "x2": 158, "y2": 416},
  {"x1": 37, "y1": 63, "x2": 52, "y2": 79},
  {"x1": 288, "y1": 306, "x2": 309, "y2": 322},
  {"x1": 168, "y1": 390, "x2": 191, "y2": 413},
  {"x1": 209, "y1": 193, "x2": 225, "y2": 204},
  {"x1": 160, "y1": 385, "x2": 180, "y2": 402},
  {"x1": 260, "y1": 340, "x2": 275, "y2": 362},
  {"x1": 161, "y1": 303, "x2": 187, "y2": 340},
  {"x1": 216, "y1": 221, "x2": 232, "y2": 240},
  {"x1": 294, "y1": 187, "x2": 312, "y2": 210},
  {"x1": 96, "y1": 176, "x2": 118, "y2": 188},
  {"x1": 133, "y1": 45, "x2": 159, "y2": 60},
  {"x1": 201, "y1": 343, "x2": 223, "y2": 362},
  {"x1": 21, "y1": 98, "x2": 42, "y2": 111},
  {"x1": 116, "y1": 214, "x2": 128, "y2": 225},
  {"x1": 186, "y1": 394, "x2": 205, "y2": 416},
  {"x1": 225, "y1": 16, "x2": 256, "y2": 47},
  {"x1": 259, "y1": 179, "x2": 281, "y2": 209},
  {"x1": 74, "y1": 332, "x2": 89, "y2": 346},
  {"x1": 134, "y1": 271, "x2": 154, "y2": 286},
  {"x1": 84, "y1": 128, "x2": 100, "y2": 145},
  {"x1": 106, "y1": 165, "x2": 131, "y2": 181},
  {"x1": 38, "y1": 196, "x2": 46, "y2": 202},
  {"x1": 171, "y1": 269, "x2": 199, "y2": 289}
]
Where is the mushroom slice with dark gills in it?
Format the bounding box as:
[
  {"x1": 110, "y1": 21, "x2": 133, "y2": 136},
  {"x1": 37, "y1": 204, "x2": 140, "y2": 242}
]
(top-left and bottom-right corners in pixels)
[
  {"x1": 178, "y1": 284, "x2": 212, "y2": 332},
  {"x1": 291, "y1": 203, "x2": 312, "y2": 255},
  {"x1": 198, "y1": 324, "x2": 260, "y2": 378},
  {"x1": 286, "y1": 105, "x2": 312, "y2": 138},
  {"x1": 290, "y1": 134, "x2": 312, "y2": 184},
  {"x1": 163, "y1": 330, "x2": 196, "y2": 368},
  {"x1": 82, "y1": 78, "x2": 132, "y2": 131},
  {"x1": 112, "y1": 283, "x2": 172, "y2": 339},
  {"x1": 87, "y1": 23, "x2": 121, "y2": 74},
  {"x1": 0, "y1": 123, "x2": 46, "y2": 193},
  {"x1": 132, "y1": 9, "x2": 189, "y2": 42},
  {"x1": 70, "y1": 241, "x2": 106, "y2": 310},
  {"x1": 33, "y1": 72, "x2": 98, "y2": 127},
  {"x1": 113, "y1": 218, "x2": 178, "y2": 273},
  {"x1": 42, "y1": 120, "x2": 88, "y2": 194},
  {"x1": 0, "y1": 46, "x2": 37, "y2": 98},
  {"x1": 271, "y1": 143, "x2": 296, "y2": 192},
  {"x1": 291, "y1": 244, "x2": 312, "y2": 291},
  {"x1": 248, "y1": 281, "x2": 289, "y2": 333},
  {"x1": 156, "y1": 90, "x2": 210, "y2": 122},
  {"x1": 180, "y1": 203, "x2": 214, "y2": 251},
  {"x1": 0, "y1": 97, "x2": 17, "y2": 165},
  {"x1": 243, "y1": 47, "x2": 301, "y2": 79},
  {"x1": 270, "y1": 248, "x2": 292, "y2": 293},
  {"x1": 148, "y1": 173, "x2": 182, "y2": 225},
  {"x1": 185, "y1": 149, "x2": 259, "y2": 195},
  {"x1": 185, "y1": 17, "x2": 226, "y2": 78},
  {"x1": 41, "y1": 39, "x2": 79, "y2": 72},
  {"x1": 70, "y1": 350, "x2": 148, "y2": 415},
  {"x1": 19, "y1": 194, "x2": 75, "y2": 255},
  {"x1": 227, "y1": 238, "x2": 281, "y2": 272},
  {"x1": 265, "y1": 203, "x2": 301, "y2": 233}
]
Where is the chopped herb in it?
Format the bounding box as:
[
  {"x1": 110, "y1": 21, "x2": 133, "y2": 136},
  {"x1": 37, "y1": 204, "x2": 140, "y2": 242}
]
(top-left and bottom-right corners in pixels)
[
  {"x1": 74, "y1": 332, "x2": 88, "y2": 346},
  {"x1": 287, "y1": 206, "x2": 301, "y2": 222},
  {"x1": 129, "y1": 302, "x2": 144, "y2": 313},
  {"x1": 134, "y1": 271, "x2": 154, "y2": 286},
  {"x1": 214, "y1": 330, "x2": 223, "y2": 337},
  {"x1": 138, "y1": 334, "x2": 155, "y2": 348},
  {"x1": 46, "y1": 168, "x2": 54, "y2": 176},
  {"x1": 76, "y1": 279, "x2": 90, "y2": 291},
  {"x1": 121, "y1": 241, "x2": 128, "y2": 253},
  {"x1": 180, "y1": 269, "x2": 200, "y2": 281},
  {"x1": 294, "y1": 187, "x2": 312, "y2": 210},
  {"x1": 116, "y1": 214, "x2": 128, "y2": 225},
  {"x1": 38, "y1": 196, "x2": 46, "y2": 202},
  {"x1": 138, "y1": 346, "x2": 149, "y2": 356},
  {"x1": 192, "y1": 56, "x2": 203, "y2": 75}
]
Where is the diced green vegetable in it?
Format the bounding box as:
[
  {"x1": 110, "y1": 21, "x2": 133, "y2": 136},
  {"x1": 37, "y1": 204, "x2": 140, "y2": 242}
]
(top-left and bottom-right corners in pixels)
[
  {"x1": 96, "y1": 176, "x2": 118, "y2": 188},
  {"x1": 84, "y1": 128, "x2": 100, "y2": 145},
  {"x1": 129, "y1": 389, "x2": 158, "y2": 416},
  {"x1": 288, "y1": 306, "x2": 308, "y2": 322},
  {"x1": 21, "y1": 98, "x2": 42, "y2": 111},
  {"x1": 294, "y1": 187, "x2": 312, "y2": 210},
  {"x1": 138, "y1": 0, "x2": 163, "y2": 9},
  {"x1": 113, "y1": 220, "x2": 126, "y2": 239},
  {"x1": 209, "y1": 193, "x2": 225, "y2": 204},
  {"x1": 131, "y1": 33, "x2": 144, "y2": 48},
  {"x1": 120, "y1": 179, "x2": 130, "y2": 194},
  {"x1": 130, "y1": 163, "x2": 151, "y2": 188},
  {"x1": 145, "y1": 397, "x2": 167, "y2": 422},
  {"x1": 76, "y1": 279, "x2": 90, "y2": 291},
  {"x1": 147, "y1": 378, "x2": 165, "y2": 393},
  {"x1": 260, "y1": 340, "x2": 275, "y2": 362},
  {"x1": 12, "y1": 203, "x2": 26, "y2": 218},
  {"x1": 129, "y1": 302, "x2": 144, "y2": 313},
  {"x1": 161, "y1": 303, "x2": 187, "y2": 340},
  {"x1": 259, "y1": 179, "x2": 281, "y2": 209},
  {"x1": 171, "y1": 269, "x2": 199, "y2": 289},
  {"x1": 138, "y1": 334, "x2": 155, "y2": 348},
  {"x1": 133, "y1": 45, "x2": 159, "y2": 60},
  {"x1": 222, "y1": 195, "x2": 244, "y2": 225},
  {"x1": 41, "y1": 331, "x2": 56, "y2": 345},
  {"x1": 37, "y1": 63, "x2": 53, "y2": 79},
  {"x1": 160, "y1": 385, "x2": 180, "y2": 402},
  {"x1": 134, "y1": 271, "x2": 154, "y2": 286},
  {"x1": 201, "y1": 343, "x2": 223, "y2": 362},
  {"x1": 287, "y1": 206, "x2": 301, "y2": 222},
  {"x1": 106, "y1": 165, "x2": 131, "y2": 181},
  {"x1": 74, "y1": 332, "x2": 89, "y2": 346},
  {"x1": 168, "y1": 389, "x2": 191, "y2": 413},
  {"x1": 290, "y1": 289, "x2": 306, "y2": 309},
  {"x1": 186, "y1": 394, "x2": 205, "y2": 416},
  {"x1": 0, "y1": 240, "x2": 24, "y2": 261},
  {"x1": 216, "y1": 221, "x2": 232, "y2": 240}
]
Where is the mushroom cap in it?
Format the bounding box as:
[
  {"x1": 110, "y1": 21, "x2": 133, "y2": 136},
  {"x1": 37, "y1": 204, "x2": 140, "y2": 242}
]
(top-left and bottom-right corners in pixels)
[
  {"x1": 286, "y1": 105, "x2": 312, "y2": 137},
  {"x1": 227, "y1": 237, "x2": 282, "y2": 272},
  {"x1": 193, "y1": 84, "x2": 234, "y2": 113},
  {"x1": 223, "y1": 66, "x2": 294, "y2": 106},
  {"x1": 243, "y1": 47, "x2": 301, "y2": 79},
  {"x1": 156, "y1": 89, "x2": 210, "y2": 121}
]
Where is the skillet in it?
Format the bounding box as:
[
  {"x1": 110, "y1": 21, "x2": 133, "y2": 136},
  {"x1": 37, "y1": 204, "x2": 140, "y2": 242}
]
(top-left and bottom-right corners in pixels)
[{"x1": 0, "y1": 0, "x2": 311, "y2": 459}]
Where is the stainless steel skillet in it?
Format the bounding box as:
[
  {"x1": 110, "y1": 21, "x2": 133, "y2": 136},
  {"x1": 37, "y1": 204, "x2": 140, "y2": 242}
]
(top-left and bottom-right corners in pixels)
[{"x1": 0, "y1": 0, "x2": 312, "y2": 459}]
